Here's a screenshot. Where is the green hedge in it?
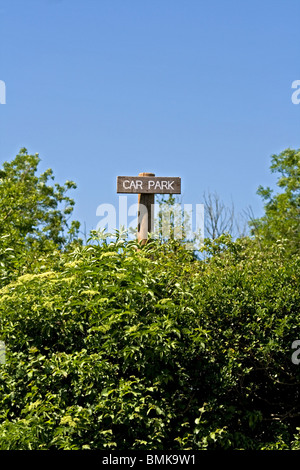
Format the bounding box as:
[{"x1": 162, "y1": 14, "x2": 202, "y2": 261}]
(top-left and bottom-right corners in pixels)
[{"x1": 0, "y1": 235, "x2": 299, "y2": 450}]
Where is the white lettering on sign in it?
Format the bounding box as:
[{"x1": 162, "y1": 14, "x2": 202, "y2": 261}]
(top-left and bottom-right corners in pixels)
[
  {"x1": 117, "y1": 176, "x2": 181, "y2": 194},
  {"x1": 123, "y1": 180, "x2": 175, "y2": 191},
  {"x1": 123, "y1": 180, "x2": 143, "y2": 191},
  {"x1": 147, "y1": 180, "x2": 174, "y2": 190}
]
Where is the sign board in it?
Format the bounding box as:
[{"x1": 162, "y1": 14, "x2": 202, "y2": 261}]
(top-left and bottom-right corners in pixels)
[{"x1": 117, "y1": 176, "x2": 181, "y2": 194}]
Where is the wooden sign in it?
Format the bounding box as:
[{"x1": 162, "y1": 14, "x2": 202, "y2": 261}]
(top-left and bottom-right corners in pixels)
[
  {"x1": 117, "y1": 176, "x2": 181, "y2": 194},
  {"x1": 116, "y1": 172, "x2": 181, "y2": 245}
]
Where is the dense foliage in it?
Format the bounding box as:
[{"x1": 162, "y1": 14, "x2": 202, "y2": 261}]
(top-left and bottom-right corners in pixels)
[
  {"x1": 0, "y1": 148, "x2": 80, "y2": 287},
  {"x1": 0, "y1": 233, "x2": 299, "y2": 450},
  {"x1": 0, "y1": 148, "x2": 299, "y2": 450},
  {"x1": 250, "y1": 148, "x2": 300, "y2": 254}
]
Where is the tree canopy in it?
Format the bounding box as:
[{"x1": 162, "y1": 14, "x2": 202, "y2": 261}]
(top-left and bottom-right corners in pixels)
[
  {"x1": 250, "y1": 148, "x2": 300, "y2": 253},
  {"x1": 0, "y1": 148, "x2": 80, "y2": 287}
]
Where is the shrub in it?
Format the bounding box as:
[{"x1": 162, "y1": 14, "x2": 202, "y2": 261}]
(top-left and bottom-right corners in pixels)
[{"x1": 0, "y1": 234, "x2": 299, "y2": 449}]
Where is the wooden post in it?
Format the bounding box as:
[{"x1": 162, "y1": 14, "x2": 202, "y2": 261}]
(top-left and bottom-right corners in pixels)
[
  {"x1": 117, "y1": 173, "x2": 181, "y2": 245},
  {"x1": 137, "y1": 172, "x2": 155, "y2": 245}
]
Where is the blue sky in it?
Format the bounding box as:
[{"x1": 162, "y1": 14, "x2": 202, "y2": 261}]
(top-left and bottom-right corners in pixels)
[{"x1": 0, "y1": 0, "x2": 299, "y2": 236}]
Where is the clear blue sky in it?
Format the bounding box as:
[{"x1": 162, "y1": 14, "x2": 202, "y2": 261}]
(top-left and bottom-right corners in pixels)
[{"x1": 0, "y1": 0, "x2": 299, "y2": 236}]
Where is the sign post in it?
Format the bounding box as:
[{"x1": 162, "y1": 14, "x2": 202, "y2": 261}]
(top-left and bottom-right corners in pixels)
[
  {"x1": 137, "y1": 172, "x2": 155, "y2": 244},
  {"x1": 117, "y1": 173, "x2": 181, "y2": 245}
]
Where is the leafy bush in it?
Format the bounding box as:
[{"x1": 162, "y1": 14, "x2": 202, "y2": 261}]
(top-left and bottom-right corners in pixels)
[{"x1": 0, "y1": 233, "x2": 299, "y2": 450}]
